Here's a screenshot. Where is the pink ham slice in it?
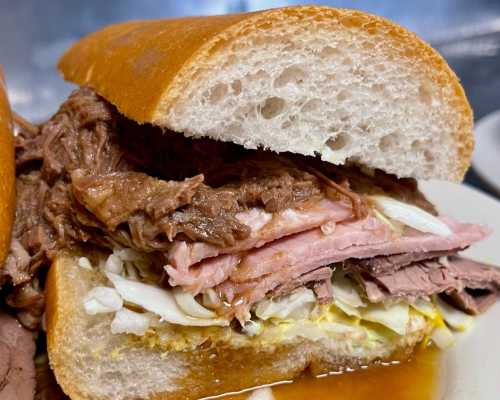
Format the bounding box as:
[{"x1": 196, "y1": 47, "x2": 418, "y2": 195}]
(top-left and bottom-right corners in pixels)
[
  {"x1": 165, "y1": 199, "x2": 352, "y2": 291},
  {"x1": 230, "y1": 216, "x2": 490, "y2": 283},
  {"x1": 213, "y1": 216, "x2": 490, "y2": 320}
]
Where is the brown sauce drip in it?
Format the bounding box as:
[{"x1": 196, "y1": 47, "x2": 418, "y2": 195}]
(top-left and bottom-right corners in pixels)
[{"x1": 224, "y1": 347, "x2": 440, "y2": 400}]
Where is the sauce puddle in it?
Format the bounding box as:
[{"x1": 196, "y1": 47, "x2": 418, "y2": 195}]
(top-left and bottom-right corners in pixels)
[{"x1": 226, "y1": 347, "x2": 441, "y2": 400}]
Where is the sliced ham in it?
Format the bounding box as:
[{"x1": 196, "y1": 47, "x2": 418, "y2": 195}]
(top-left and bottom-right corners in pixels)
[
  {"x1": 230, "y1": 216, "x2": 489, "y2": 283},
  {"x1": 165, "y1": 199, "x2": 352, "y2": 291},
  {"x1": 166, "y1": 254, "x2": 240, "y2": 293},
  {"x1": 212, "y1": 217, "x2": 490, "y2": 320}
]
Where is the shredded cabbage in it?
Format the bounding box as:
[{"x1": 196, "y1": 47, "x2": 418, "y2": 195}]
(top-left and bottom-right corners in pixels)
[
  {"x1": 103, "y1": 254, "x2": 124, "y2": 275},
  {"x1": 362, "y1": 302, "x2": 410, "y2": 335},
  {"x1": 242, "y1": 320, "x2": 264, "y2": 337},
  {"x1": 370, "y1": 195, "x2": 452, "y2": 236},
  {"x1": 106, "y1": 272, "x2": 229, "y2": 327},
  {"x1": 410, "y1": 298, "x2": 438, "y2": 319},
  {"x1": 173, "y1": 288, "x2": 217, "y2": 319},
  {"x1": 255, "y1": 289, "x2": 316, "y2": 320},
  {"x1": 83, "y1": 287, "x2": 123, "y2": 315},
  {"x1": 201, "y1": 288, "x2": 220, "y2": 309},
  {"x1": 331, "y1": 272, "x2": 366, "y2": 308},
  {"x1": 111, "y1": 308, "x2": 152, "y2": 336},
  {"x1": 334, "y1": 299, "x2": 361, "y2": 318},
  {"x1": 431, "y1": 325, "x2": 455, "y2": 349},
  {"x1": 78, "y1": 257, "x2": 93, "y2": 270},
  {"x1": 321, "y1": 321, "x2": 367, "y2": 338}
]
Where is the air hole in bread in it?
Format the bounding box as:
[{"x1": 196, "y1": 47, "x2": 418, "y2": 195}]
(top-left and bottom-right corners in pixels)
[
  {"x1": 281, "y1": 120, "x2": 292, "y2": 129},
  {"x1": 274, "y1": 66, "x2": 306, "y2": 88},
  {"x1": 424, "y1": 149, "x2": 434, "y2": 162},
  {"x1": 301, "y1": 98, "x2": 322, "y2": 113},
  {"x1": 362, "y1": 41, "x2": 375, "y2": 50},
  {"x1": 259, "y1": 97, "x2": 286, "y2": 119},
  {"x1": 411, "y1": 139, "x2": 430, "y2": 150},
  {"x1": 336, "y1": 90, "x2": 349, "y2": 102},
  {"x1": 418, "y1": 84, "x2": 433, "y2": 105},
  {"x1": 208, "y1": 83, "x2": 228, "y2": 104},
  {"x1": 379, "y1": 133, "x2": 398, "y2": 151},
  {"x1": 227, "y1": 122, "x2": 243, "y2": 135},
  {"x1": 320, "y1": 46, "x2": 341, "y2": 57},
  {"x1": 327, "y1": 133, "x2": 350, "y2": 150},
  {"x1": 247, "y1": 69, "x2": 269, "y2": 82},
  {"x1": 342, "y1": 57, "x2": 353, "y2": 66},
  {"x1": 231, "y1": 80, "x2": 242, "y2": 95}
]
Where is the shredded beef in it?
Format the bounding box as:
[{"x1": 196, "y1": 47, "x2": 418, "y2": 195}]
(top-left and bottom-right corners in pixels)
[
  {"x1": 271, "y1": 267, "x2": 333, "y2": 299},
  {"x1": 314, "y1": 161, "x2": 438, "y2": 215},
  {"x1": 444, "y1": 289, "x2": 498, "y2": 315},
  {"x1": 4, "y1": 87, "x2": 351, "y2": 326},
  {"x1": 71, "y1": 171, "x2": 204, "y2": 229},
  {"x1": 350, "y1": 256, "x2": 500, "y2": 314},
  {"x1": 346, "y1": 249, "x2": 459, "y2": 275}
]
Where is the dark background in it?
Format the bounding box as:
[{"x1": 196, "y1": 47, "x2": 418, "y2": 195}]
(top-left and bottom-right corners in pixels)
[{"x1": 1, "y1": 0, "x2": 499, "y2": 197}]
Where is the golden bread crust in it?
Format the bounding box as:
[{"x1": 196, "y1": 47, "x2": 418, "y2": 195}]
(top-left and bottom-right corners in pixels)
[
  {"x1": 0, "y1": 67, "x2": 15, "y2": 266},
  {"x1": 58, "y1": 6, "x2": 473, "y2": 181}
]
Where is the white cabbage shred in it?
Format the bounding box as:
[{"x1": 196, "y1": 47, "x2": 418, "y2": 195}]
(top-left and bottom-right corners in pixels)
[
  {"x1": 370, "y1": 195, "x2": 452, "y2": 236},
  {"x1": 362, "y1": 303, "x2": 410, "y2": 335},
  {"x1": 106, "y1": 272, "x2": 229, "y2": 327},
  {"x1": 431, "y1": 325, "x2": 455, "y2": 349},
  {"x1": 78, "y1": 257, "x2": 93, "y2": 270},
  {"x1": 247, "y1": 387, "x2": 275, "y2": 400},
  {"x1": 173, "y1": 287, "x2": 217, "y2": 319},
  {"x1": 111, "y1": 308, "x2": 152, "y2": 336},
  {"x1": 83, "y1": 287, "x2": 123, "y2": 315},
  {"x1": 255, "y1": 288, "x2": 316, "y2": 320}
]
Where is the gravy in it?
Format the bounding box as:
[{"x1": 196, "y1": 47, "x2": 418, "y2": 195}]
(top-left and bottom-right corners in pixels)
[{"x1": 226, "y1": 347, "x2": 440, "y2": 400}]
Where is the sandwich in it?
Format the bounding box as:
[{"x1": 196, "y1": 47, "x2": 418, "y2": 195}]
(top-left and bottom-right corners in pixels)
[{"x1": 2, "y1": 5, "x2": 500, "y2": 400}]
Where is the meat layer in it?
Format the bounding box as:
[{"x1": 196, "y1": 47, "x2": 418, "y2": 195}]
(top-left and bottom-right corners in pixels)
[{"x1": 0, "y1": 312, "x2": 36, "y2": 400}]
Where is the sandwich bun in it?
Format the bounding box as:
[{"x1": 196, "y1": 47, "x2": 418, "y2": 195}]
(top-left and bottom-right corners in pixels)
[
  {"x1": 46, "y1": 252, "x2": 433, "y2": 400},
  {"x1": 58, "y1": 6, "x2": 473, "y2": 181},
  {"x1": 0, "y1": 67, "x2": 15, "y2": 266}
]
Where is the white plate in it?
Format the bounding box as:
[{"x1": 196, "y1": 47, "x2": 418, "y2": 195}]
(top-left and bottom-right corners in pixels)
[
  {"x1": 419, "y1": 180, "x2": 500, "y2": 399},
  {"x1": 472, "y1": 110, "x2": 500, "y2": 194}
]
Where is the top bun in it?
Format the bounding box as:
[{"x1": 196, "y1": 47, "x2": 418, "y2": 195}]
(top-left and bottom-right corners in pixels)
[
  {"x1": 58, "y1": 6, "x2": 473, "y2": 181},
  {"x1": 0, "y1": 67, "x2": 15, "y2": 266}
]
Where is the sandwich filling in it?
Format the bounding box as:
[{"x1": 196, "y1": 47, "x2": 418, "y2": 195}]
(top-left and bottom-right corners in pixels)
[{"x1": 3, "y1": 88, "x2": 499, "y2": 350}]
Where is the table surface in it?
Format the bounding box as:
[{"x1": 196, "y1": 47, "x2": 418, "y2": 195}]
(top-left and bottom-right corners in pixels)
[{"x1": 1, "y1": 0, "x2": 499, "y2": 198}]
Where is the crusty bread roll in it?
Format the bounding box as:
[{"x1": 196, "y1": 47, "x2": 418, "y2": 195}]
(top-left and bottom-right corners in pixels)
[
  {"x1": 0, "y1": 67, "x2": 15, "y2": 266},
  {"x1": 58, "y1": 6, "x2": 472, "y2": 182},
  {"x1": 46, "y1": 253, "x2": 432, "y2": 400}
]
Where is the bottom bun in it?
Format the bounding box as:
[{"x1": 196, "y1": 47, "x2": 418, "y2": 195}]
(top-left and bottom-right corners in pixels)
[{"x1": 46, "y1": 253, "x2": 433, "y2": 400}]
